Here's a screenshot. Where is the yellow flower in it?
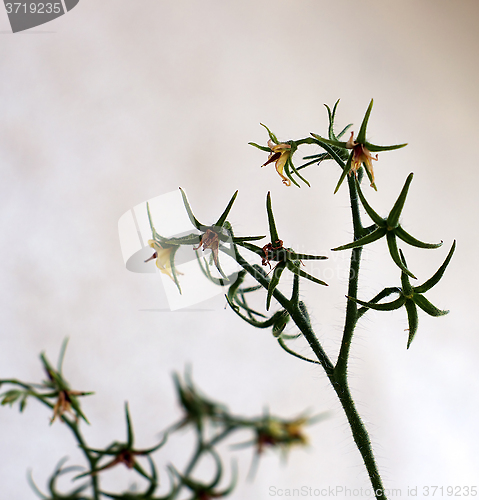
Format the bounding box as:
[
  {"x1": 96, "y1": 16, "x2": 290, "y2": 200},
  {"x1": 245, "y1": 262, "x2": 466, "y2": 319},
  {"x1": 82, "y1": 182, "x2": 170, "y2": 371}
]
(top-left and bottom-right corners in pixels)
[
  {"x1": 262, "y1": 140, "x2": 292, "y2": 186},
  {"x1": 145, "y1": 239, "x2": 177, "y2": 281},
  {"x1": 346, "y1": 132, "x2": 378, "y2": 186}
]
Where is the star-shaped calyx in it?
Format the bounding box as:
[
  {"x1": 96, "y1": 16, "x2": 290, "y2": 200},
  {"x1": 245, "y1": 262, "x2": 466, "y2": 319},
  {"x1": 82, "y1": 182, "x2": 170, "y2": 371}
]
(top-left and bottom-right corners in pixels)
[
  {"x1": 332, "y1": 173, "x2": 443, "y2": 279},
  {"x1": 172, "y1": 370, "x2": 227, "y2": 432},
  {"x1": 311, "y1": 99, "x2": 407, "y2": 193},
  {"x1": 237, "y1": 192, "x2": 328, "y2": 310},
  {"x1": 348, "y1": 242, "x2": 455, "y2": 348},
  {"x1": 249, "y1": 124, "x2": 311, "y2": 188},
  {"x1": 178, "y1": 188, "x2": 265, "y2": 281},
  {"x1": 40, "y1": 340, "x2": 93, "y2": 425},
  {"x1": 77, "y1": 403, "x2": 167, "y2": 480}
]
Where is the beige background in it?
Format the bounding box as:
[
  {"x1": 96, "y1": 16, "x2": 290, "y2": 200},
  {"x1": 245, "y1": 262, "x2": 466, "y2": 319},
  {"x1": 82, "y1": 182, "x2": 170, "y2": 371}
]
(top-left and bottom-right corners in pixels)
[{"x1": 0, "y1": 0, "x2": 478, "y2": 498}]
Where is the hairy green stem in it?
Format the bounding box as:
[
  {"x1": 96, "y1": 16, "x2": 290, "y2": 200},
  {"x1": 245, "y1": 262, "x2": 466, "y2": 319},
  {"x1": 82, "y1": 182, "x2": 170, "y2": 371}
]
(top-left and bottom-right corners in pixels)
[
  {"x1": 335, "y1": 173, "x2": 364, "y2": 377},
  {"x1": 233, "y1": 243, "x2": 386, "y2": 496},
  {"x1": 227, "y1": 171, "x2": 386, "y2": 499},
  {"x1": 331, "y1": 173, "x2": 386, "y2": 499},
  {"x1": 330, "y1": 380, "x2": 386, "y2": 498}
]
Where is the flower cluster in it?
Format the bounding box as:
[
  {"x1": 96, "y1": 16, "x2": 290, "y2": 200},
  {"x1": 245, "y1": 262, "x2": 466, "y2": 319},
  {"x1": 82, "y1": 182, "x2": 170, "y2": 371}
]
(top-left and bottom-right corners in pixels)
[
  {"x1": 248, "y1": 99, "x2": 454, "y2": 348},
  {"x1": 1, "y1": 343, "x2": 326, "y2": 499}
]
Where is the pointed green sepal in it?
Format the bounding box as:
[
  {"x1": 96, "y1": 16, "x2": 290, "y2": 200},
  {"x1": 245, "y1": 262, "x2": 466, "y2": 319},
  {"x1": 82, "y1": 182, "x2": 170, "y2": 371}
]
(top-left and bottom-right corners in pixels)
[
  {"x1": 332, "y1": 226, "x2": 386, "y2": 251},
  {"x1": 233, "y1": 235, "x2": 266, "y2": 242},
  {"x1": 395, "y1": 225, "x2": 443, "y2": 249},
  {"x1": 234, "y1": 241, "x2": 265, "y2": 257},
  {"x1": 309, "y1": 138, "x2": 348, "y2": 170},
  {"x1": 364, "y1": 164, "x2": 377, "y2": 191},
  {"x1": 283, "y1": 158, "x2": 302, "y2": 188},
  {"x1": 333, "y1": 151, "x2": 354, "y2": 194},
  {"x1": 348, "y1": 295, "x2": 405, "y2": 311},
  {"x1": 260, "y1": 123, "x2": 279, "y2": 144},
  {"x1": 310, "y1": 133, "x2": 348, "y2": 150},
  {"x1": 146, "y1": 202, "x2": 173, "y2": 245},
  {"x1": 169, "y1": 246, "x2": 182, "y2": 294},
  {"x1": 125, "y1": 402, "x2": 134, "y2": 447},
  {"x1": 266, "y1": 192, "x2": 280, "y2": 243},
  {"x1": 158, "y1": 233, "x2": 201, "y2": 246},
  {"x1": 179, "y1": 188, "x2": 204, "y2": 230},
  {"x1": 356, "y1": 99, "x2": 374, "y2": 144},
  {"x1": 356, "y1": 179, "x2": 385, "y2": 226},
  {"x1": 325, "y1": 100, "x2": 339, "y2": 141},
  {"x1": 77, "y1": 444, "x2": 117, "y2": 457},
  {"x1": 364, "y1": 141, "x2": 408, "y2": 152},
  {"x1": 405, "y1": 300, "x2": 419, "y2": 349},
  {"x1": 286, "y1": 261, "x2": 328, "y2": 287},
  {"x1": 415, "y1": 240, "x2": 456, "y2": 294},
  {"x1": 56, "y1": 338, "x2": 69, "y2": 375},
  {"x1": 299, "y1": 153, "x2": 330, "y2": 170},
  {"x1": 67, "y1": 395, "x2": 90, "y2": 425},
  {"x1": 215, "y1": 191, "x2": 238, "y2": 227},
  {"x1": 323, "y1": 100, "x2": 353, "y2": 142},
  {"x1": 277, "y1": 338, "x2": 320, "y2": 364},
  {"x1": 132, "y1": 459, "x2": 152, "y2": 481},
  {"x1": 146, "y1": 201, "x2": 156, "y2": 236},
  {"x1": 387, "y1": 173, "x2": 414, "y2": 228},
  {"x1": 414, "y1": 294, "x2": 449, "y2": 317},
  {"x1": 40, "y1": 353, "x2": 62, "y2": 387},
  {"x1": 210, "y1": 249, "x2": 229, "y2": 281},
  {"x1": 357, "y1": 287, "x2": 402, "y2": 319},
  {"x1": 137, "y1": 434, "x2": 168, "y2": 455},
  {"x1": 337, "y1": 122, "x2": 353, "y2": 139},
  {"x1": 387, "y1": 231, "x2": 417, "y2": 279},
  {"x1": 249, "y1": 142, "x2": 272, "y2": 152},
  {"x1": 286, "y1": 251, "x2": 327, "y2": 260},
  {"x1": 266, "y1": 261, "x2": 287, "y2": 310},
  {"x1": 399, "y1": 250, "x2": 414, "y2": 296},
  {"x1": 287, "y1": 155, "x2": 310, "y2": 187}
]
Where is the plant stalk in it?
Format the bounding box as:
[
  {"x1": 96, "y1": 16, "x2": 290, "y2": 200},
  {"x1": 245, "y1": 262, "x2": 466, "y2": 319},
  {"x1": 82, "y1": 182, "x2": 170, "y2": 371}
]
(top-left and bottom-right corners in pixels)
[{"x1": 332, "y1": 172, "x2": 386, "y2": 499}]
